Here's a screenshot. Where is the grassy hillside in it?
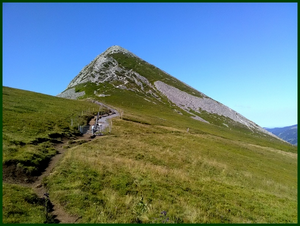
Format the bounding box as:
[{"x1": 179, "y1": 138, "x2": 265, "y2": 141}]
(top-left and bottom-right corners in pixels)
[
  {"x1": 2, "y1": 86, "x2": 297, "y2": 223},
  {"x1": 2, "y1": 86, "x2": 110, "y2": 223},
  {"x1": 3, "y1": 86, "x2": 109, "y2": 176},
  {"x1": 73, "y1": 81, "x2": 295, "y2": 151},
  {"x1": 45, "y1": 112, "x2": 297, "y2": 223}
]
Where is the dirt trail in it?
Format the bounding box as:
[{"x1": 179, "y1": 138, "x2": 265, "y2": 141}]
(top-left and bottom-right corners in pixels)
[
  {"x1": 14, "y1": 134, "x2": 95, "y2": 223},
  {"x1": 5, "y1": 104, "x2": 119, "y2": 223},
  {"x1": 32, "y1": 139, "x2": 83, "y2": 223},
  {"x1": 44, "y1": 111, "x2": 119, "y2": 223}
]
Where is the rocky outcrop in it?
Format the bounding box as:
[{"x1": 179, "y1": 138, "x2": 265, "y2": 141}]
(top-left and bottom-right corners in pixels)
[
  {"x1": 57, "y1": 88, "x2": 85, "y2": 100},
  {"x1": 66, "y1": 46, "x2": 142, "y2": 89},
  {"x1": 63, "y1": 45, "x2": 161, "y2": 97}
]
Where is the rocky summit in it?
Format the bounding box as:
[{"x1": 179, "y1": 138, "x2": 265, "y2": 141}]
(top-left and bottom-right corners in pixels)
[{"x1": 57, "y1": 45, "x2": 279, "y2": 139}]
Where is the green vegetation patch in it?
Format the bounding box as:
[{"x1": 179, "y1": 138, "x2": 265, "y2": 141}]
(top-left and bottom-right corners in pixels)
[
  {"x1": 110, "y1": 52, "x2": 204, "y2": 98},
  {"x1": 3, "y1": 142, "x2": 57, "y2": 176},
  {"x1": 2, "y1": 183, "x2": 47, "y2": 223}
]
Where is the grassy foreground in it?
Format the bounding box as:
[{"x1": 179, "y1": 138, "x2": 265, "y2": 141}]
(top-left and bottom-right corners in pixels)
[
  {"x1": 2, "y1": 86, "x2": 297, "y2": 223},
  {"x1": 45, "y1": 118, "x2": 297, "y2": 223},
  {"x1": 2, "y1": 86, "x2": 107, "y2": 223},
  {"x1": 2, "y1": 183, "x2": 46, "y2": 223}
]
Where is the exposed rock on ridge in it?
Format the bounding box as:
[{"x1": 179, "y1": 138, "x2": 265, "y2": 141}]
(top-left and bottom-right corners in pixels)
[
  {"x1": 66, "y1": 45, "x2": 141, "y2": 89},
  {"x1": 58, "y1": 45, "x2": 163, "y2": 101}
]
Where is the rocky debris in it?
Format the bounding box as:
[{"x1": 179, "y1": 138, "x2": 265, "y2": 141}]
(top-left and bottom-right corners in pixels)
[
  {"x1": 191, "y1": 115, "x2": 209, "y2": 123},
  {"x1": 57, "y1": 88, "x2": 85, "y2": 100},
  {"x1": 115, "y1": 84, "x2": 127, "y2": 90},
  {"x1": 93, "y1": 90, "x2": 108, "y2": 97},
  {"x1": 154, "y1": 81, "x2": 275, "y2": 135},
  {"x1": 35, "y1": 183, "x2": 42, "y2": 188},
  {"x1": 173, "y1": 109, "x2": 183, "y2": 115},
  {"x1": 147, "y1": 89, "x2": 159, "y2": 98},
  {"x1": 96, "y1": 94, "x2": 110, "y2": 97}
]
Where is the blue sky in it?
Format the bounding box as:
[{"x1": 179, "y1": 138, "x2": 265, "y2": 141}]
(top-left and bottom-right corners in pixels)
[{"x1": 3, "y1": 3, "x2": 297, "y2": 128}]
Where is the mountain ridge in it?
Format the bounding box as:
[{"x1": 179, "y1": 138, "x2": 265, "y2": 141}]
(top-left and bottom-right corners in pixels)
[{"x1": 57, "y1": 45, "x2": 284, "y2": 141}]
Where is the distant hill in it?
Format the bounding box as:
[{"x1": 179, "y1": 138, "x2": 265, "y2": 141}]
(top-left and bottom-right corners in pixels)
[{"x1": 264, "y1": 125, "x2": 297, "y2": 145}]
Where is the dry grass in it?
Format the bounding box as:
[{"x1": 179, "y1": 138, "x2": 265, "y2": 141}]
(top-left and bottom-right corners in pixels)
[
  {"x1": 247, "y1": 143, "x2": 297, "y2": 158},
  {"x1": 45, "y1": 118, "x2": 297, "y2": 223}
]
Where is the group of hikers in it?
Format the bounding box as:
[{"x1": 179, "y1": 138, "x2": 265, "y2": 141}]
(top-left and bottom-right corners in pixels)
[
  {"x1": 90, "y1": 109, "x2": 118, "y2": 135},
  {"x1": 91, "y1": 119, "x2": 103, "y2": 135}
]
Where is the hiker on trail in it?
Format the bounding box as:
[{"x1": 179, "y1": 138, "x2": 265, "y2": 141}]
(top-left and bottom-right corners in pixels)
[{"x1": 91, "y1": 125, "x2": 94, "y2": 135}]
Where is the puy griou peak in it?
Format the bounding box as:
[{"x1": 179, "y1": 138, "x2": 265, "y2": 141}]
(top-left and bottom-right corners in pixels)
[{"x1": 57, "y1": 45, "x2": 280, "y2": 140}]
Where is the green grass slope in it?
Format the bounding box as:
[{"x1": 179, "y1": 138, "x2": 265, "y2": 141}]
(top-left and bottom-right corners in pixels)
[
  {"x1": 46, "y1": 117, "x2": 297, "y2": 223},
  {"x1": 2, "y1": 86, "x2": 108, "y2": 223},
  {"x1": 53, "y1": 83, "x2": 296, "y2": 223},
  {"x1": 2, "y1": 86, "x2": 297, "y2": 223},
  {"x1": 73, "y1": 80, "x2": 294, "y2": 151},
  {"x1": 3, "y1": 183, "x2": 48, "y2": 223},
  {"x1": 2, "y1": 86, "x2": 109, "y2": 175}
]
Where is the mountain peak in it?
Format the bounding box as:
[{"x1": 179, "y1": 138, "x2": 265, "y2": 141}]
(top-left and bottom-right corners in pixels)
[
  {"x1": 65, "y1": 45, "x2": 141, "y2": 89},
  {"x1": 57, "y1": 46, "x2": 284, "y2": 141},
  {"x1": 105, "y1": 45, "x2": 128, "y2": 53},
  {"x1": 103, "y1": 45, "x2": 137, "y2": 58}
]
